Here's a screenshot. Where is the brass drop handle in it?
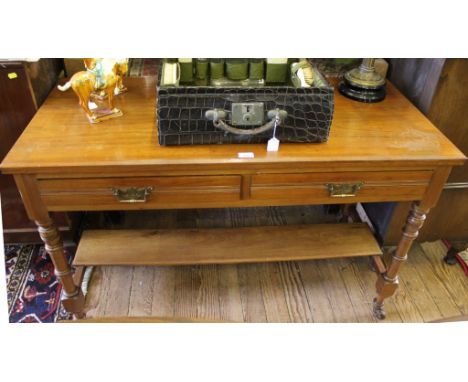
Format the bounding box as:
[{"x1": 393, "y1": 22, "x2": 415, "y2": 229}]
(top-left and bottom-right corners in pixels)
[
  {"x1": 326, "y1": 183, "x2": 363, "y2": 197},
  {"x1": 111, "y1": 186, "x2": 154, "y2": 203}
]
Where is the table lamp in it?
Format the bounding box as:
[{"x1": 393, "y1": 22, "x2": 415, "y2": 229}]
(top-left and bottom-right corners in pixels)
[{"x1": 339, "y1": 58, "x2": 386, "y2": 102}]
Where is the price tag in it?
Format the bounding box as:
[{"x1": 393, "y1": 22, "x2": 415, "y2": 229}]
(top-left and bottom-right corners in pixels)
[
  {"x1": 238, "y1": 152, "x2": 255, "y2": 159},
  {"x1": 267, "y1": 116, "x2": 280, "y2": 152},
  {"x1": 8, "y1": 72, "x2": 18, "y2": 79},
  {"x1": 267, "y1": 137, "x2": 280, "y2": 152}
]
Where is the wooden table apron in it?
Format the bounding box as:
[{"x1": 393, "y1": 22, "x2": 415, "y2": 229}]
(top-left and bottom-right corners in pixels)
[{"x1": 1, "y1": 77, "x2": 465, "y2": 320}]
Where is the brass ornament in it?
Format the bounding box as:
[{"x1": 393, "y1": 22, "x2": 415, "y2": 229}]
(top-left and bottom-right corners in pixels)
[
  {"x1": 339, "y1": 58, "x2": 386, "y2": 103},
  {"x1": 57, "y1": 58, "x2": 129, "y2": 123},
  {"x1": 111, "y1": 186, "x2": 154, "y2": 203},
  {"x1": 326, "y1": 182, "x2": 363, "y2": 197}
]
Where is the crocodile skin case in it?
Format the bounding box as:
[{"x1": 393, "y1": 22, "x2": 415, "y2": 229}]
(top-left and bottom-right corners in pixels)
[{"x1": 157, "y1": 65, "x2": 334, "y2": 146}]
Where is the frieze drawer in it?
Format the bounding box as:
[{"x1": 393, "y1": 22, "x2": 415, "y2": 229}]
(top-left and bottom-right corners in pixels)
[
  {"x1": 38, "y1": 176, "x2": 242, "y2": 211},
  {"x1": 250, "y1": 171, "x2": 433, "y2": 205}
]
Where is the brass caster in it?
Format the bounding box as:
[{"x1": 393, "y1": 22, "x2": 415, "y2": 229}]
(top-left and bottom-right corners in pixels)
[
  {"x1": 73, "y1": 312, "x2": 86, "y2": 320},
  {"x1": 443, "y1": 247, "x2": 458, "y2": 265},
  {"x1": 89, "y1": 114, "x2": 99, "y2": 124},
  {"x1": 372, "y1": 298, "x2": 386, "y2": 320}
]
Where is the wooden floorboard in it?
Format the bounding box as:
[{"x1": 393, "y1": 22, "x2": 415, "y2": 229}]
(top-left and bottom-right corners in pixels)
[
  {"x1": 258, "y1": 262, "x2": 291, "y2": 323},
  {"x1": 104, "y1": 266, "x2": 133, "y2": 316},
  {"x1": 399, "y1": 244, "x2": 448, "y2": 322},
  {"x1": 317, "y1": 259, "x2": 358, "y2": 323},
  {"x1": 237, "y1": 263, "x2": 268, "y2": 323},
  {"x1": 338, "y1": 258, "x2": 377, "y2": 323},
  {"x1": 398, "y1": 264, "x2": 442, "y2": 323},
  {"x1": 196, "y1": 264, "x2": 221, "y2": 320},
  {"x1": 151, "y1": 266, "x2": 175, "y2": 317},
  {"x1": 420, "y1": 241, "x2": 468, "y2": 315},
  {"x1": 217, "y1": 264, "x2": 244, "y2": 322},
  {"x1": 409, "y1": 244, "x2": 462, "y2": 319},
  {"x1": 296, "y1": 260, "x2": 336, "y2": 323},
  {"x1": 82, "y1": 242, "x2": 467, "y2": 323},
  {"x1": 80, "y1": 207, "x2": 467, "y2": 322},
  {"x1": 173, "y1": 265, "x2": 198, "y2": 319},
  {"x1": 278, "y1": 262, "x2": 313, "y2": 323},
  {"x1": 128, "y1": 266, "x2": 154, "y2": 316}
]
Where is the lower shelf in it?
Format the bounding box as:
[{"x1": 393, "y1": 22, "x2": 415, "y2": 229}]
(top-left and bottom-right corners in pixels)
[{"x1": 73, "y1": 223, "x2": 382, "y2": 266}]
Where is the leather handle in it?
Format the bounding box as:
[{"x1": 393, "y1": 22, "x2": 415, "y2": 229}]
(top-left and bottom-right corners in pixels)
[{"x1": 205, "y1": 109, "x2": 287, "y2": 136}]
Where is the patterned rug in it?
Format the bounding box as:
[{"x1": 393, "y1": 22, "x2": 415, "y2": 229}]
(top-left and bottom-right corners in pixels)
[
  {"x1": 5, "y1": 244, "x2": 74, "y2": 323},
  {"x1": 128, "y1": 58, "x2": 160, "y2": 77}
]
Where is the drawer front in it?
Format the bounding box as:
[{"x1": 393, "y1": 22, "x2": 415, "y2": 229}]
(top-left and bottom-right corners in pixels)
[
  {"x1": 250, "y1": 171, "x2": 433, "y2": 204},
  {"x1": 38, "y1": 175, "x2": 241, "y2": 210}
]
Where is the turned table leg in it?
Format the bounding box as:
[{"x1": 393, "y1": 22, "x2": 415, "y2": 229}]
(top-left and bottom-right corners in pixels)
[
  {"x1": 37, "y1": 217, "x2": 85, "y2": 319},
  {"x1": 14, "y1": 175, "x2": 86, "y2": 319},
  {"x1": 373, "y1": 202, "x2": 429, "y2": 319}
]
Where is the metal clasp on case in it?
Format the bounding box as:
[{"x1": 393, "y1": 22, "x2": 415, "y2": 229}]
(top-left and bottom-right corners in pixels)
[{"x1": 205, "y1": 108, "x2": 287, "y2": 136}]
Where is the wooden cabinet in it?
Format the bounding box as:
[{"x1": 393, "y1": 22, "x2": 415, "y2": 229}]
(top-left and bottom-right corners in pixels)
[
  {"x1": 364, "y1": 58, "x2": 468, "y2": 243},
  {"x1": 0, "y1": 59, "x2": 71, "y2": 243}
]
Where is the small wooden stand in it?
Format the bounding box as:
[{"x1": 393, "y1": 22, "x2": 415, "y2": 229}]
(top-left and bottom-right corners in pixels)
[{"x1": 87, "y1": 108, "x2": 123, "y2": 124}]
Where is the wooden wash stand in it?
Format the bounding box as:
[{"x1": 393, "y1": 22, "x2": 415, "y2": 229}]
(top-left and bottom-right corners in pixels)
[{"x1": 1, "y1": 77, "x2": 465, "y2": 320}]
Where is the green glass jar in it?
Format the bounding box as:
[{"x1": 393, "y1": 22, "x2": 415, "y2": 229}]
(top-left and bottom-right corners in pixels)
[
  {"x1": 226, "y1": 59, "x2": 248, "y2": 80},
  {"x1": 210, "y1": 59, "x2": 225, "y2": 80},
  {"x1": 178, "y1": 58, "x2": 193, "y2": 83},
  {"x1": 249, "y1": 59, "x2": 264, "y2": 80},
  {"x1": 265, "y1": 58, "x2": 288, "y2": 84},
  {"x1": 195, "y1": 58, "x2": 209, "y2": 80}
]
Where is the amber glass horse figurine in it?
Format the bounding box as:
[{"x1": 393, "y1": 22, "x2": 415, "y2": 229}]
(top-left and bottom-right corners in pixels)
[{"x1": 58, "y1": 58, "x2": 128, "y2": 123}]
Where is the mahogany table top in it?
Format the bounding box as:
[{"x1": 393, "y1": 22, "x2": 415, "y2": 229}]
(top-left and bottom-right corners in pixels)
[{"x1": 1, "y1": 77, "x2": 465, "y2": 175}]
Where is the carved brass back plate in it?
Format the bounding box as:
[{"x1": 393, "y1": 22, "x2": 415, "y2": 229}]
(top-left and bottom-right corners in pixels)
[
  {"x1": 326, "y1": 183, "x2": 363, "y2": 197},
  {"x1": 111, "y1": 186, "x2": 154, "y2": 203}
]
